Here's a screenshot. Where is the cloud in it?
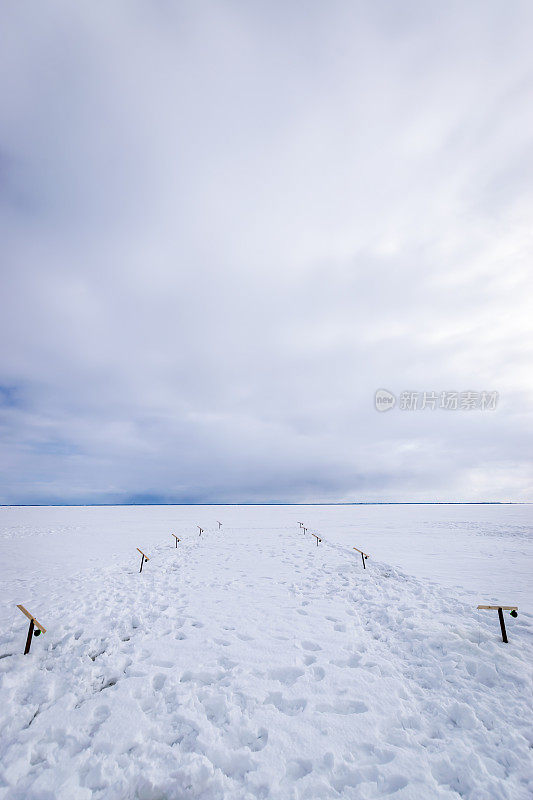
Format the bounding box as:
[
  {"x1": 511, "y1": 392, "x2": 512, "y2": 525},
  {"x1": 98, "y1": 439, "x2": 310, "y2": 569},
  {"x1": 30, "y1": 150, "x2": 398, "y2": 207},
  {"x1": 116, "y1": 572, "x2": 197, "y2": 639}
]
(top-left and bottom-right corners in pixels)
[{"x1": 1, "y1": 1, "x2": 532, "y2": 503}]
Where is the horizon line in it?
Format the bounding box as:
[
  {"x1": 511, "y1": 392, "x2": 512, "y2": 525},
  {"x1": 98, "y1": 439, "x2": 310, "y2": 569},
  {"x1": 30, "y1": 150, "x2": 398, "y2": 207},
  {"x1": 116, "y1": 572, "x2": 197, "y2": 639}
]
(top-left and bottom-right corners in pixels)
[{"x1": 0, "y1": 501, "x2": 528, "y2": 508}]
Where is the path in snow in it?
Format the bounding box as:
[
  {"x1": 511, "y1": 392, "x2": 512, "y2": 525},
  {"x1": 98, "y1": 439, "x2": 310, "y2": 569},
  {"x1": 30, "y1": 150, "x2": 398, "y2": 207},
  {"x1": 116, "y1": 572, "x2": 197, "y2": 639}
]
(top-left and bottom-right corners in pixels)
[{"x1": 0, "y1": 520, "x2": 532, "y2": 799}]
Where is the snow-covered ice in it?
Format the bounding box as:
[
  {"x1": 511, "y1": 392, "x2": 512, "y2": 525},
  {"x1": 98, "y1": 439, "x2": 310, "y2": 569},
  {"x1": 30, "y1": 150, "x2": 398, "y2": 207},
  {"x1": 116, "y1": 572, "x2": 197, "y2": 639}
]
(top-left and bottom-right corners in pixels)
[{"x1": 0, "y1": 504, "x2": 532, "y2": 799}]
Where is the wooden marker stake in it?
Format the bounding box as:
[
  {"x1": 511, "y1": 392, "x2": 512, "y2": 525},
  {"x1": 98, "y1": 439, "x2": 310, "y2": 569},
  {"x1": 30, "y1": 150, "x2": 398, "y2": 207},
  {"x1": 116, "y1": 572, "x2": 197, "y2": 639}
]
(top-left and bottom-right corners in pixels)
[
  {"x1": 498, "y1": 608, "x2": 507, "y2": 643},
  {"x1": 137, "y1": 548, "x2": 149, "y2": 572},
  {"x1": 302, "y1": 527, "x2": 307, "y2": 535},
  {"x1": 172, "y1": 534, "x2": 181, "y2": 548},
  {"x1": 312, "y1": 533, "x2": 322, "y2": 547},
  {"x1": 25, "y1": 619, "x2": 35, "y2": 655},
  {"x1": 17, "y1": 605, "x2": 46, "y2": 655},
  {"x1": 197, "y1": 526, "x2": 204, "y2": 536},
  {"x1": 353, "y1": 547, "x2": 370, "y2": 569},
  {"x1": 477, "y1": 605, "x2": 518, "y2": 643},
  {"x1": 217, "y1": 521, "x2": 222, "y2": 529}
]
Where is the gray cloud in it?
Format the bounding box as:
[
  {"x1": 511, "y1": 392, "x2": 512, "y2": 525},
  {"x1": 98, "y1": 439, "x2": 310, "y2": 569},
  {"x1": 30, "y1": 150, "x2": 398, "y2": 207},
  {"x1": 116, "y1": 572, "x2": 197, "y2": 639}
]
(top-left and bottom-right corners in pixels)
[{"x1": 1, "y1": 1, "x2": 532, "y2": 503}]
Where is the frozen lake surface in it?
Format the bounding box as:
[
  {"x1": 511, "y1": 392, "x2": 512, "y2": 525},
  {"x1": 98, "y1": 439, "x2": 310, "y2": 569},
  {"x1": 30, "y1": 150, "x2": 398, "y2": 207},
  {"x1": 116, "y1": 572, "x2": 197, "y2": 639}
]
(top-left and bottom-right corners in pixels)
[
  {"x1": 0, "y1": 504, "x2": 531, "y2": 799},
  {"x1": 1, "y1": 503, "x2": 531, "y2": 618}
]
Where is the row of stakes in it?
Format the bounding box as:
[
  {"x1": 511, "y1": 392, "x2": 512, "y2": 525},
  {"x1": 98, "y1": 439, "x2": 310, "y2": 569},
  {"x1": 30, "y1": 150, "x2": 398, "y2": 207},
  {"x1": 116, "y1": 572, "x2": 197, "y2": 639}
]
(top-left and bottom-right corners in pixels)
[
  {"x1": 16, "y1": 520, "x2": 224, "y2": 653},
  {"x1": 14, "y1": 519, "x2": 518, "y2": 654},
  {"x1": 298, "y1": 521, "x2": 369, "y2": 568},
  {"x1": 296, "y1": 521, "x2": 518, "y2": 643},
  {"x1": 137, "y1": 521, "x2": 223, "y2": 571}
]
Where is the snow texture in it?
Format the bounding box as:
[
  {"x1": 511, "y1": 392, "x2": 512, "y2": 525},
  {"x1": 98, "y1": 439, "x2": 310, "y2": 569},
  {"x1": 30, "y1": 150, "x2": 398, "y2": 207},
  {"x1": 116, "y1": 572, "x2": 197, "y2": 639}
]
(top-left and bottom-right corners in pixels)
[{"x1": 0, "y1": 504, "x2": 532, "y2": 799}]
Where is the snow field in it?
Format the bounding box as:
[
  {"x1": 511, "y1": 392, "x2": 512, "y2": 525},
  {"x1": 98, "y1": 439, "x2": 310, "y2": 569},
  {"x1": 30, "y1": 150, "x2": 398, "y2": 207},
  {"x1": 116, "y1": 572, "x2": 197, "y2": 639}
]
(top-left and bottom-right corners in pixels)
[{"x1": 0, "y1": 517, "x2": 532, "y2": 799}]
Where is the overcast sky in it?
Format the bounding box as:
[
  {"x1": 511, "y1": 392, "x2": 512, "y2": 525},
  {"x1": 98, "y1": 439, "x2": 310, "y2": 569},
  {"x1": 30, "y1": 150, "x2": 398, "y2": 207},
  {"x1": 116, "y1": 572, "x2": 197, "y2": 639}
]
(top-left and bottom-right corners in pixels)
[{"x1": 1, "y1": 1, "x2": 532, "y2": 504}]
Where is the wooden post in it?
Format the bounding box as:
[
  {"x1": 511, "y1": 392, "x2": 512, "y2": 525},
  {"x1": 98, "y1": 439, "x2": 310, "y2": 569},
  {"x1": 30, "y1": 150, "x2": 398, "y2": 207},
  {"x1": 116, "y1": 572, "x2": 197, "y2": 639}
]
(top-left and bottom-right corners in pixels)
[
  {"x1": 137, "y1": 548, "x2": 149, "y2": 572},
  {"x1": 172, "y1": 534, "x2": 181, "y2": 548},
  {"x1": 217, "y1": 521, "x2": 222, "y2": 529},
  {"x1": 353, "y1": 547, "x2": 369, "y2": 569},
  {"x1": 498, "y1": 608, "x2": 508, "y2": 643},
  {"x1": 302, "y1": 527, "x2": 307, "y2": 535},
  {"x1": 477, "y1": 605, "x2": 517, "y2": 643},
  {"x1": 197, "y1": 526, "x2": 204, "y2": 536},
  {"x1": 312, "y1": 533, "x2": 321, "y2": 547},
  {"x1": 17, "y1": 605, "x2": 46, "y2": 655},
  {"x1": 24, "y1": 619, "x2": 35, "y2": 655}
]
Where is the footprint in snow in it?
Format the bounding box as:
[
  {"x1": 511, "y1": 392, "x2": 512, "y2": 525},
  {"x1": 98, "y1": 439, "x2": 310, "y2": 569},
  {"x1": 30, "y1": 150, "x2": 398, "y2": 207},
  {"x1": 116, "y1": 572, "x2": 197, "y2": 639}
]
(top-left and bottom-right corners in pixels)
[
  {"x1": 169, "y1": 715, "x2": 200, "y2": 751},
  {"x1": 89, "y1": 705, "x2": 110, "y2": 735},
  {"x1": 98, "y1": 675, "x2": 119, "y2": 693},
  {"x1": 180, "y1": 670, "x2": 223, "y2": 686},
  {"x1": 345, "y1": 654, "x2": 362, "y2": 667},
  {"x1": 285, "y1": 759, "x2": 313, "y2": 780},
  {"x1": 264, "y1": 692, "x2": 307, "y2": 716},
  {"x1": 152, "y1": 674, "x2": 166, "y2": 690},
  {"x1": 239, "y1": 727, "x2": 269, "y2": 752},
  {"x1": 218, "y1": 657, "x2": 237, "y2": 670},
  {"x1": 331, "y1": 768, "x2": 364, "y2": 793},
  {"x1": 268, "y1": 667, "x2": 304, "y2": 686},
  {"x1": 301, "y1": 640, "x2": 321, "y2": 651},
  {"x1": 316, "y1": 700, "x2": 368, "y2": 715},
  {"x1": 379, "y1": 775, "x2": 409, "y2": 794},
  {"x1": 331, "y1": 654, "x2": 362, "y2": 669},
  {"x1": 374, "y1": 748, "x2": 396, "y2": 765}
]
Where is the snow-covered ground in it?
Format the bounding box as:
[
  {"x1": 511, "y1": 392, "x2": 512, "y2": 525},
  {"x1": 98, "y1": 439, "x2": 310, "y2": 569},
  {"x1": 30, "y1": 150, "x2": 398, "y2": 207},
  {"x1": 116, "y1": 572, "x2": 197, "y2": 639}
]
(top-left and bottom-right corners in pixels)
[{"x1": 0, "y1": 504, "x2": 532, "y2": 799}]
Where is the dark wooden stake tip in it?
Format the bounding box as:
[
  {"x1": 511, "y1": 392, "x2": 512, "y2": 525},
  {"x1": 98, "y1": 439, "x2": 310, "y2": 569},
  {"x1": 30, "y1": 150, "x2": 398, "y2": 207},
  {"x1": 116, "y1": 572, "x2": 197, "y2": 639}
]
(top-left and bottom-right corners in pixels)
[
  {"x1": 497, "y1": 607, "x2": 508, "y2": 643},
  {"x1": 24, "y1": 619, "x2": 35, "y2": 655}
]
